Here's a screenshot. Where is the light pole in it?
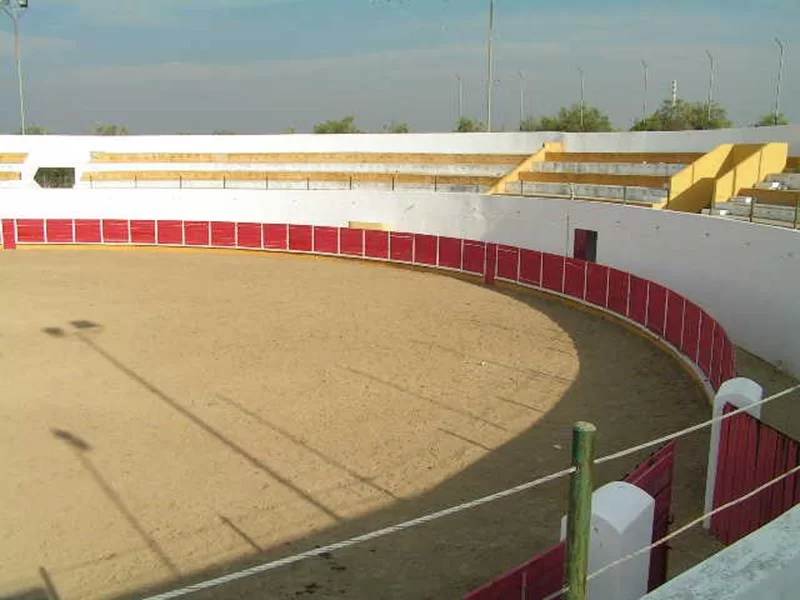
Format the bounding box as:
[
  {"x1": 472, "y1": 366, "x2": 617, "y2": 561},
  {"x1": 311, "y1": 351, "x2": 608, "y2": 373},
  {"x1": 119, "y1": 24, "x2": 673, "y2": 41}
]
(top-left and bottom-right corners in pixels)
[
  {"x1": 518, "y1": 71, "x2": 525, "y2": 129},
  {"x1": 641, "y1": 60, "x2": 648, "y2": 121},
  {"x1": 486, "y1": 0, "x2": 495, "y2": 132},
  {"x1": 456, "y1": 74, "x2": 463, "y2": 122},
  {"x1": 577, "y1": 66, "x2": 585, "y2": 131},
  {"x1": 705, "y1": 49, "x2": 715, "y2": 127},
  {"x1": 1, "y1": 0, "x2": 29, "y2": 135},
  {"x1": 774, "y1": 37, "x2": 785, "y2": 126}
]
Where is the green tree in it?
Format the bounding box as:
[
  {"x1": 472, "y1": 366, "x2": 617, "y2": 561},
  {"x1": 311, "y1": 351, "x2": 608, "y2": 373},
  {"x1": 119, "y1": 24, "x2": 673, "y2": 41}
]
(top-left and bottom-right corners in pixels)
[
  {"x1": 631, "y1": 99, "x2": 732, "y2": 131},
  {"x1": 94, "y1": 123, "x2": 129, "y2": 136},
  {"x1": 455, "y1": 116, "x2": 485, "y2": 132},
  {"x1": 383, "y1": 121, "x2": 410, "y2": 133},
  {"x1": 284, "y1": 127, "x2": 297, "y2": 134},
  {"x1": 519, "y1": 116, "x2": 539, "y2": 132},
  {"x1": 18, "y1": 125, "x2": 48, "y2": 135},
  {"x1": 213, "y1": 129, "x2": 236, "y2": 135},
  {"x1": 535, "y1": 104, "x2": 613, "y2": 132},
  {"x1": 313, "y1": 116, "x2": 360, "y2": 134},
  {"x1": 755, "y1": 112, "x2": 790, "y2": 127}
]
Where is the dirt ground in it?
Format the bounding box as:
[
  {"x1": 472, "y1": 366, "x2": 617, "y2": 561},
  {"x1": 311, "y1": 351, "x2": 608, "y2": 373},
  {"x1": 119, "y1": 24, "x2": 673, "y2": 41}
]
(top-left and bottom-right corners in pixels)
[{"x1": 0, "y1": 248, "x2": 728, "y2": 600}]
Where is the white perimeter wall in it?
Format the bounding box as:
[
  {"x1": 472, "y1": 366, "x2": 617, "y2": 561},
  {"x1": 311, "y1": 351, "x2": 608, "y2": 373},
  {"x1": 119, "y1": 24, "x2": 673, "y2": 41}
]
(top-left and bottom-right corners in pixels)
[{"x1": 4, "y1": 188, "x2": 799, "y2": 378}]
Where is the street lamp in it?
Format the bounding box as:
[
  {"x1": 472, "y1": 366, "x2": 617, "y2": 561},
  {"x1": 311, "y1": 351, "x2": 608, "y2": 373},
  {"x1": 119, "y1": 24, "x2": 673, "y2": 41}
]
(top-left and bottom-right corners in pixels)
[
  {"x1": 774, "y1": 37, "x2": 786, "y2": 126},
  {"x1": 641, "y1": 60, "x2": 648, "y2": 121},
  {"x1": 1, "y1": 0, "x2": 29, "y2": 135},
  {"x1": 577, "y1": 66, "x2": 585, "y2": 131},
  {"x1": 705, "y1": 50, "x2": 715, "y2": 127},
  {"x1": 485, "y1": 0, "x2": 495, "y2": 132}
]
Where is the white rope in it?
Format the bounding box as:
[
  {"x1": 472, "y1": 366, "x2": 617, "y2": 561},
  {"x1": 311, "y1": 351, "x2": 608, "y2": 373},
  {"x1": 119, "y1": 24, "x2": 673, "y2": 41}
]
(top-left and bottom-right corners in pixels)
[
  {"x1": 543, "y1": 462, "x2": 800, "y2": 600},
  {"x1": 595, "y1": 384, "x2": 800, "y2": 465},
  {"x1": 142, "y1": 466, "x2": 576, "y2": 600}
]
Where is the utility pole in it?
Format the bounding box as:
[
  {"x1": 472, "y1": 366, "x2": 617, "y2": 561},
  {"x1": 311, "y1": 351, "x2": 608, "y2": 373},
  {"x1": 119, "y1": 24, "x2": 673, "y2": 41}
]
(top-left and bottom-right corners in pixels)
[
  {"x1": 774, "y1": 37, "x2": 786, "y2": 126},
  {"x1": 486, "y1": 0, "x2": 495, "y2": 132},
  {"x1": 1, "y1": 0, "x2": 29, "y2": 135},
  {"x1": 705, "y1": 50, "x2": 715, "y2": 127}
]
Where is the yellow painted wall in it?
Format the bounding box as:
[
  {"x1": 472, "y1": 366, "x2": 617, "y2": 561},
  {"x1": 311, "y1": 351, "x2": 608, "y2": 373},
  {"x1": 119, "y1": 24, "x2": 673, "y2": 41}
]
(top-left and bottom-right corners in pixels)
[
  {"x1": 667, "y1": 145, "x2": 734, "y2": 212},
  {"x1": 713, "y1": 143, "x2": 788, "y2": 202},
  {"x1": 488, "y1": 141, "x2": 563, "y2": 195}
]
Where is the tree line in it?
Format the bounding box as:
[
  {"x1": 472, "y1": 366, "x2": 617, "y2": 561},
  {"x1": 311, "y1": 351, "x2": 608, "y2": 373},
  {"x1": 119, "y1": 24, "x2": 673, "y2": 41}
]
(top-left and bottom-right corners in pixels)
[{"x1": 13, "y1": 102, "x2": 790, "y2": 135}]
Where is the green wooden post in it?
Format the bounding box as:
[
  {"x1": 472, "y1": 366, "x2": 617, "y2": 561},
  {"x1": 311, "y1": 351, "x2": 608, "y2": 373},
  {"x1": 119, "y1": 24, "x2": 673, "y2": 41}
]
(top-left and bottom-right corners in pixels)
[{"x1": 565, "y1": 421, "x2": 596, "y2": 600}]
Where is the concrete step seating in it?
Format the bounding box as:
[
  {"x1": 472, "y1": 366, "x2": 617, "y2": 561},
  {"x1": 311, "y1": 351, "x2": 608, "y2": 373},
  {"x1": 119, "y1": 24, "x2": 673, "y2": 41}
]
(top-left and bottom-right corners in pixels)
[
  {"x1": 0, "y1": 153, "x2": 25, "y2": 186},
  {"x1": 530, "y1": 161, "x2": 685, "y2": 177},
  {"x1": 505, "y1": 181, "x2": 668, "y2": 205},
  {"x1": 764, "y1": 172, "x2": 800, "y2": 190},
  {"x1": 705, "y1": 196, "x2": 799, "y2": 228}
]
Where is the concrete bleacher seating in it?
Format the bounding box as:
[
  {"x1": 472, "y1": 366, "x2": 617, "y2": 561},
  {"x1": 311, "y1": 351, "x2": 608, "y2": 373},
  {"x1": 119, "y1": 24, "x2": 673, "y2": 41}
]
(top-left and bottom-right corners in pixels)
[
  {"x1": 0, "y1": 153, "x2": 25, "y2": 186},
  {"x1": 81, "y1": 152, "x2": 525, "y2": 192}
]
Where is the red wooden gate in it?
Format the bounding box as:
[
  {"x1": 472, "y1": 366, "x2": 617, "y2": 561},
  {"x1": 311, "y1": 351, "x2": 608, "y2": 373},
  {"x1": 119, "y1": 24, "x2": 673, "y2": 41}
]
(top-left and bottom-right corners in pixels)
[
  {"x1": 465, "y1": 442, "x2": 676, "y2": 600},
  {"x1": 710, "y1": 405, "x2": 800, "y2": 545}
]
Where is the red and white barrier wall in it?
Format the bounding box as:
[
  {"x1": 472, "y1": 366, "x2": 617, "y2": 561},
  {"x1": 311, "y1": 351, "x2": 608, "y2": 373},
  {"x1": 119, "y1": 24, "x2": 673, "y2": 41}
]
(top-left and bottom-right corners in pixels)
[{"x1": 0, "y1": 217, "x2": 737, "y2": 392}]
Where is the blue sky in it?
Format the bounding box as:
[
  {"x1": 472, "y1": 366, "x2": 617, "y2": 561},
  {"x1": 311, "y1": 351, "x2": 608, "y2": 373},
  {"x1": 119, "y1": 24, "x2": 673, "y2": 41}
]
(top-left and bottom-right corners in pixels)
[{"x1": 0, "y1": 0, "x2": 798, "y2": 133}]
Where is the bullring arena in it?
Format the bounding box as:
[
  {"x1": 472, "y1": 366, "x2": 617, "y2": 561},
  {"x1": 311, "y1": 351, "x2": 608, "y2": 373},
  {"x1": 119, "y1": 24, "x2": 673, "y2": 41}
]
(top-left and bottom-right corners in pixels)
[{"x1": 1, "y1": 129, "x2": 799, "y2": 600}]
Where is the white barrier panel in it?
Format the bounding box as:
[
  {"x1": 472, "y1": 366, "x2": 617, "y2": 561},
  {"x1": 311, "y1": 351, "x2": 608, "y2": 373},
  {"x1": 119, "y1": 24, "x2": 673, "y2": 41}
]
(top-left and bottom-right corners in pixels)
[
  {"x1": 560, "y1": 482, "x2": 654, "y2": 600},
  {"x1": 703, "y1": 377, "x2": 764, "y2": 528}
]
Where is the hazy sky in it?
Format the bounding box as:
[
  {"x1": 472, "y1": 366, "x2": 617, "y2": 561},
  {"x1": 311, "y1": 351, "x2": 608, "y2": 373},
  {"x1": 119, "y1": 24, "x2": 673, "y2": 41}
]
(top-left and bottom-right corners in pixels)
[{"x1": 0, "y1": 0, "x2": 797, "y2": 133}]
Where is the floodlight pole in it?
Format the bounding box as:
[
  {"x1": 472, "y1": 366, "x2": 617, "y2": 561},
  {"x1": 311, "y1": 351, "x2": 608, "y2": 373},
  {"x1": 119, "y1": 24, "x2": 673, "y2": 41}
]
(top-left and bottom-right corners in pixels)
[
  {"x1": 456, "y1": 74, "x2": 463, "y2": 121},
  {"x1": 641, "y1": 60, "x2": 648, "y2": 121},
  {"x1": 1, "y1": 0, "x2": 28, "y2": 135},
  {"x1": 518, "y1": 71, "x2": 525, "y2": 129},
  {"x1": 577, "y1": 66, "x2": 585, "y2": 131},
  {"x1": 774, "y1": 37, "x2": 785, "y2": 126},
  {"x1": 705, "y1": 50, "x2": 715, "y2": 127},
  {"x1": 486, "y1": 0, "x2": 495, "y2": 132}
]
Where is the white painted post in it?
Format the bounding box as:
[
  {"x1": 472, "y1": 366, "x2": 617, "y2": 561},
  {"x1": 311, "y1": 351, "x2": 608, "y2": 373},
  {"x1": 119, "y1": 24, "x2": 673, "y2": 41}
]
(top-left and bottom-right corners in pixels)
[
  {"x1": 561, "y1": 481, "x2": 655, "y2": 600},
  {"x1": 704, "y1": 377, "x2": 764, "y2": 528}
]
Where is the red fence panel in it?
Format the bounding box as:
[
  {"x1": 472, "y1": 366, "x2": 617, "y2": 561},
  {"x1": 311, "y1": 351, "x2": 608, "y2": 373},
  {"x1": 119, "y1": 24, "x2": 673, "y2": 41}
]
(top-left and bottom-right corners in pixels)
[
  {"x1": 628, "y1": 276, "x2": 648, "y2": 325},
  {"x1": 288, "y1": 225, "x2": 313, "y2": 251},
  {"x1": 157, "y1": 220, "x2": 183, "y2": 245},
  {"x1": 364, "y1": 230, "x2": 389, "y2": 259},
  {"x1": 264, "y1": 224, "x2": 288, "y2": 250},
  {"x1": 519, "y1": 249, "x2": 542, "y2": 287},
  {"x1": 646, "y1": 283, "x2": 667, "y2": 336},
  {"x1": 46, "y1": 219, "x2": 74, "y2": 243},
  {"x1": 414, "y1": 234, "x2": 438, "y2": 266},
  {"x1": 681, "y1": 301, "x2": 701, "y2": 361},
  {"x1": 541, "y1": 253, "x2": 565, "y2": 293},
  {"x1": 607, "y1": 268, "x2": 629, "y2": 315},
  {"x1": 485, "y1": 243, "x2": 497, "y2": 285},
  {"x1": 438, "y1": 237, "x2": 463, "y2": 270},
  {"x1": 463, "y1": 240, "x2": 486, "y2": 275},
  {"x1": 16, "y1": 219, "x2": 45, "y2": 243},
  {"x1": 1, "y1": 219, "x2": 16, "y2": 249},
  {"x1": 390, "y1": 232, "x2": 414, "y2": 262},
  {"x1": 709, "y1": 325, "x2": 726, "y2": 390},
  {"x1": 697, "y1": 313, "x2": 715, "y2": 376},
  {"x1": 103, "y1": 219, "x2": 130, "y2": 244},
  {"x1": 210, "y1": 221, "x2": 236, "y2": 247},
  {"x1": 563, "y1": 258, "x2": 586, "y2": 300},
  {"x1": 184, "y1": 221, "x2": 209, "y2": 246},
  {"x1": 236, "y1": 223, "x2": 262, "y2": 249},
  {"x1": 313, "y1": 226, "x2": 339, "y2": 254},
  {"x1": 339, "y1": 228, "x2": 364, "y2": 257},
  {"x1": 664, "y1": 292, "x2": 685, "y2": 349},
  {"x1": 130, "y1": 220, "x2": 156, "y2": 244},
  {"x1": 585, "y1": 263, "x2": 608, "y2": 307},
  {"x1": 496, "y1": 245, "x2": 519, "y2": 281}
]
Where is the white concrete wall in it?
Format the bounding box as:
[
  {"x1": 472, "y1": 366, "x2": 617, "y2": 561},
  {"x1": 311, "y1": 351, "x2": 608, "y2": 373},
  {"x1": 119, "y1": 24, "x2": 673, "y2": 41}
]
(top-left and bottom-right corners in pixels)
[
  {"x1": 642, "y1": 504, "x2": 800, "y2": 600},
  {"x1": 3, "y1": 188, "x2": 798, "y2": 377}
]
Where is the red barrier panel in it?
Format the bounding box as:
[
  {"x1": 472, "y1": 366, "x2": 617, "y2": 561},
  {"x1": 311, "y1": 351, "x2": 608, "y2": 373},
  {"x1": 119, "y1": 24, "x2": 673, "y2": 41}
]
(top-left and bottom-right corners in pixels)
[
  {"x1": 390, "y1": 232, "x2": 414, "y2": 262},
  {"x1": 541, "y1": 253, "x2": 565, "y2": 293},
  {"x1": 264, "y1": 224, "x2": 288, "y2": 250},
  {"x1": 288, "y1": 224, "x2": 313, "y2": 251},
  {"x1": 210, "y1": 222, "x2": 236, "y2": 247},
  {"x1": 184, "y1": 221, "x2": 209, "y2": 246},
  {"x1": 563, "y1": 258, "x2": 586, "y2": 300},
  {"x1": 157, "y1": 220, "x2": 183, "y2": 245},
  {"x1": 1, "y1": 219, "x2": 16, "y2": 249},
  {"x1": 681, "y1": 302, "x2": 701, "y2": 361},
  {"x1": 364, "y1": 230, "x2": 389, "y2": 259},
  {"x1": 438, "y1": 237, "x2": 463, "y2": 270},
  {"x1": 339, "y1": 228, "x2": 364, "y2": 257},
  {"x1": 607, "y1": 268, "x2": 629, "y2": 315},
  {"x1": 664, "y1": 292, "x2": 685, "y2": 349},
  {"x1": 462, "y1": 240, "x2": 486, "y2": 274},
  {"x1": 485, "y1": 243, "x2": 497, "y2": 285},
  {"x1": 236, "y1": 223, "x2": 262, "y2": 249},
  {"x1": 585, "y1": 263, "x2": 608, "y2": 307},
  {"x1": 697, "y1": 313, "x2": 715, "y2": 376},
  {"x1": 16, "y1": 219, "x2": 45, "y2": 243},
  {"x1": 46, "y1": 219, "x2": 74, "y2": 243},
  {"x1": 313, "y1": 226, "x2": 339, "y2": 255},
  {"x1": 646, "y1": 283, "x2": 667, "y2": 336},
  {"x1": 519, "y1": 249, "x2": 542, "y2": 286},
  {"x1": 131, "y1": 220, "x2": 156, "y2": 244},
  {"x1": 414, "y1": 234, "x2": 438, "y2": 266},
  {"x1": 710, "y1": 325, "x2": 726, "y2": 390},
  {"x1": 496, "y1": 245, "x2": 519, "y2": 281},
  {"x1": 628, "y1": 276, "x2": 648, "y2": 325},
  {"x1": 103, "y1": 219, "x2": 130, "y2": 244}
]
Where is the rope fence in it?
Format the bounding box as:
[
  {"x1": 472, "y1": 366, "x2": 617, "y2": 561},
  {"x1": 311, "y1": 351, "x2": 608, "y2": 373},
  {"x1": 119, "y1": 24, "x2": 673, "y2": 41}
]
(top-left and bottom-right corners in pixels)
[{"x1": 142, "y1": 383, "x2": 799, "y2": 600}]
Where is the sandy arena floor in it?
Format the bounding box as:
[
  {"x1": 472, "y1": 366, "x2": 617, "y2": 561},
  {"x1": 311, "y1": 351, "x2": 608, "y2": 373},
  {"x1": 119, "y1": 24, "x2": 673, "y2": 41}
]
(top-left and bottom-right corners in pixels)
[{"x1": 0, "y1": 248, "x2": 719, "y2": 600}]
